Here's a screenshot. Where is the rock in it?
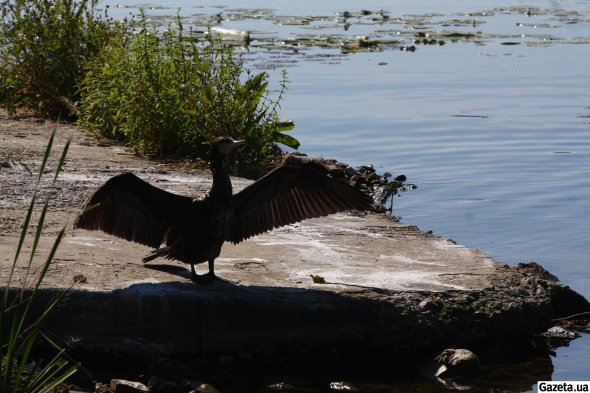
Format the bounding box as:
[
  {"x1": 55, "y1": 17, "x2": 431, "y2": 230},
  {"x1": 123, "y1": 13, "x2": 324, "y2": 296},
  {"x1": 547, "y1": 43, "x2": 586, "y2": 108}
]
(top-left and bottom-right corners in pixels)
[
  {"x1": 542, "y1": 326, "x2": 579, "y2": 340},
  {"x1": 195, "y1": 384, "x2": 221, "y2": 393},
  {"x1": 329, "y1": 381, "x2": 358, "y2": 391},
  {"x1": 548, "y1": 283, "x2": 590, "y2": 318},
  {"x1": 517, "y1": 262, "x2": 590, "y2": 318},
  {"x1": 344, "y1": 166, "x2": 359, "y2": 177},
  {"x1": 363, "y1": 171, "x2": 379, "y2": 184},
  {"x1": 418, "y1": 298, "x2": 442, "y2": 313},
  {"x1": 358, "y1": 165, "x2": 375, "y2": 174},
  {"x1": 73, "y1": 274, "x2": 87, "y2": 283},
  {"x1": 437, "y1": 378, "x2": 476, "y2": 391},
  {"x1": 434, "y1": 349, "x2": 481, "y2": 378},
  {"x1": 110, "y1": 379, "x2": 150, "y2": 393},
  {"x1": 543, "y1": 326, "x2": 578, "y2": 339},
  {"x1": 148, "y1": 376, "x2": 198, "y2": 393},
  {"x1": 267, "y1": 382, "x2": 296, "y2": 390},
  {"x1": 310, "y1": 274, "x2": 326, "y2": 284}
]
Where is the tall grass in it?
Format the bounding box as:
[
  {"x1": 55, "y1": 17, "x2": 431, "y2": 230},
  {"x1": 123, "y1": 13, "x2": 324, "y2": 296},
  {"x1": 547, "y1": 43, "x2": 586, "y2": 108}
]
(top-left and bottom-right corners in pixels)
[{"x1": 0, "y1": 127, "x2": 79, "y2": 392}]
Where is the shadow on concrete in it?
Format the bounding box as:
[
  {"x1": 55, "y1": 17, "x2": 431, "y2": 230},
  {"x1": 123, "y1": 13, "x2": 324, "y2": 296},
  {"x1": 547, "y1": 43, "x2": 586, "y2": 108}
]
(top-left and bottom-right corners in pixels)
[
  {"x1": 143, "y1": 264, "x2": 239, "y2": 286},
  {"x1": 143, "y1": 264, "x2": 193, "y2": 280},
  {"x1": 36, "y1": 279, "x2": 553, "y2": 367}
]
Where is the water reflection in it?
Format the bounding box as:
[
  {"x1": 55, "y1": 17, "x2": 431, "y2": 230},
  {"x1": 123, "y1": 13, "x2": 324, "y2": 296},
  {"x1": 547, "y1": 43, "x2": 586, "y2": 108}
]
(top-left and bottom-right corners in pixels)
[{"x1": 251, "y1": 355, "x2": 554, "y2": 392}]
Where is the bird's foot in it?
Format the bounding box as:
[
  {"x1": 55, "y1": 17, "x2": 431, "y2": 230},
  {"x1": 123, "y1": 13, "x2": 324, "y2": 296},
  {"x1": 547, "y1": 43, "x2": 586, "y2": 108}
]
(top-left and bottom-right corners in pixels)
[{"x1": 191, "y1": 271, "x2": 216, "y2": 285}]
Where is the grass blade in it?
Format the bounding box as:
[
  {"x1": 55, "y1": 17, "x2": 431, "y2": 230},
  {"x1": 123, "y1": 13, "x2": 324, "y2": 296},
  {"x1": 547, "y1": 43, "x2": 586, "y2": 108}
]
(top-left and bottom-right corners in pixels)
[
  {"x1": 34, "y1": 227, "x2": 65, "y2": 292},
  {"x1": 10, "y1": 330, "x2": 38, "y2": 393},
  {"x1": 52, "y1": 136, "x2": 71, "y2": 185},
  {"x1": 22, "y1": 200, "x2": 49, "y2": 292},
  {"x1": 6, "y1": 192, "x2": 36, "y2": 295},
  {"x1": 37, "y1": 128, "x2": 55, "y2": 185}
]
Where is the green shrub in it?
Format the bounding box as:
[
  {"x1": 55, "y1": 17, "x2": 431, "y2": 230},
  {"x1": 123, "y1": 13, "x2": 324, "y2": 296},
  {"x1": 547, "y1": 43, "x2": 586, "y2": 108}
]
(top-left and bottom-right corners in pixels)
[
  {"x1": 0, "y1": 1, "x2": 297, "y2": 175},
  {"x1": 78, "y1": 13, "x2": 298, "y2": 177},
  {"x1": 0, "y1": 0, "x2": 116, "y2": 117}
]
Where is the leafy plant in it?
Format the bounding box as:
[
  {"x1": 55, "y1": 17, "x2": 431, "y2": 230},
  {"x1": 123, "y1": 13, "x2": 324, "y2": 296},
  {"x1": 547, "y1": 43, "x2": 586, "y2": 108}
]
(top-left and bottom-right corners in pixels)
[
  {"x1": 0, "y1": 127, "x2": 79, "y2": 392},
  {"x1": 0, "y1": 0, "x2": 117, "y2": 117},
  {"x1": 0, "y1": 1, "x2": 298, "y2": 175},
  {"x1": 78, "y1": 13, "x2": 298, "y2": 177}
]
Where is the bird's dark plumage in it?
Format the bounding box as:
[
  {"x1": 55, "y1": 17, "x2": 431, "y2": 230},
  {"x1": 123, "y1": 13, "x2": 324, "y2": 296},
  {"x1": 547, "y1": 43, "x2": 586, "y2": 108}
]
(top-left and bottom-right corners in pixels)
[{"x1": 74, "y1": 136, "x2": 374, "y2": 283}]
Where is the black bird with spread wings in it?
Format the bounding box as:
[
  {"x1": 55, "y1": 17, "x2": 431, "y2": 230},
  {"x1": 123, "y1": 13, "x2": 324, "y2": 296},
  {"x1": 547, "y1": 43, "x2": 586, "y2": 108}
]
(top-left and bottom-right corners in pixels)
[{"x1": 74, "y1": 137, "x2": 374, "y2": 283}]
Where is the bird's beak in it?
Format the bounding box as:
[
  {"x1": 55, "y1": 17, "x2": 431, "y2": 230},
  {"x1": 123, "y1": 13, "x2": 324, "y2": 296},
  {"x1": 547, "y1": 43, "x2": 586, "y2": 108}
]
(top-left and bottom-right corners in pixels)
[
  {"x1": 220, "y1": 138, "x2": 246, "y2": 155},
  {"x1": 229, "y1": 139, "x2": 246, "y2": 151}
]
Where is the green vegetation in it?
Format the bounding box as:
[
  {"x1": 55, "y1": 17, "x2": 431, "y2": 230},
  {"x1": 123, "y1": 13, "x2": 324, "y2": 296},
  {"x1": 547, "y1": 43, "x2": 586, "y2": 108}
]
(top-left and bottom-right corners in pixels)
[
  {"x1": 1, "y1": 128, "x2": 79, "y2": 392},
  {"x1": 0, "y1": 1, "x2": 298, "y2": 176},
  {"x1": 0, "y1": 0, "x2": 115, "y2": 117},
  {"x1": 79, "y1": 14, "x2": 298, "y2": 176},
  {"x1": 310, "y1": 274, "x2": 326, "y2": 284}
]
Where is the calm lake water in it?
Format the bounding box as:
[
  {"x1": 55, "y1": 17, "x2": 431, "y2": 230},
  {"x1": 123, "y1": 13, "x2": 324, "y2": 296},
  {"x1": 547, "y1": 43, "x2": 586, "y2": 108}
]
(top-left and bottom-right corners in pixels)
[{"x1": 106, "y1": 1, "x2": 590, "y2": 391}]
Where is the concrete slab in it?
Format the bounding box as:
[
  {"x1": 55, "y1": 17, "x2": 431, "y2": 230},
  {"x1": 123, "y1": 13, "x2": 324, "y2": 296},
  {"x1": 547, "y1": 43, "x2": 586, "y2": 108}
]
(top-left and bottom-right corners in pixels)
[
  {"x1": 36, "y1": 212, "x2": 498, "y2": 293},
  {"x1": 1, "y1": 113, "x2": 588, "y2": 383},
  {"x1": 0, "y1": 113, "x2": 498, "y2": 294}
]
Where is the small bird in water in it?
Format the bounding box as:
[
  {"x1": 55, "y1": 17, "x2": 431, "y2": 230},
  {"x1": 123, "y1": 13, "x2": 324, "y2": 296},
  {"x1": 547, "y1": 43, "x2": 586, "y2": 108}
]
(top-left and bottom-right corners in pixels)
[{"x1": 74, "y1": 136, "x2": 374, "y2": 283}]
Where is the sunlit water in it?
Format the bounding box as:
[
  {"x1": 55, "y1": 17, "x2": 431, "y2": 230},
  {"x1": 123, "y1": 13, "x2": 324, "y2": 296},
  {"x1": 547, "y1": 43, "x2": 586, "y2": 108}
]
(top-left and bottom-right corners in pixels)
[{"x1": 105, "y1": 1, "x2": 590, "y2": 391}]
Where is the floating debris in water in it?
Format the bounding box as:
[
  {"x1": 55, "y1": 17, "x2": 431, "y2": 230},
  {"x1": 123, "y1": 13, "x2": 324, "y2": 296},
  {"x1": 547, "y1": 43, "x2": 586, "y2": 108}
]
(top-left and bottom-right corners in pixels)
[
  {"x1": 208, "y1": 26, "x2": 251, "y2": 45},
  {"x1": 451, "y1": 114, "x2": 490, "y2": 118},
  {"x1": 116, "y1": 5, "x2": 589, "y2": 68}
]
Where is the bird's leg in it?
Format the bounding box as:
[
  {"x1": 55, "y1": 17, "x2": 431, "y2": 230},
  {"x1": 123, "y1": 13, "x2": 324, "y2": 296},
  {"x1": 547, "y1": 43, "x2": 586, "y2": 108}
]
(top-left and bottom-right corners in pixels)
[
  {"x1": 207, "y1": 258, "x2": 216, "y2": 279},
  {"x1": 190, "y1": 259, "x2": 216, "y2": 284},
  {"x1": 190, "y1": 263, "x2": 197, "y2": 281}
]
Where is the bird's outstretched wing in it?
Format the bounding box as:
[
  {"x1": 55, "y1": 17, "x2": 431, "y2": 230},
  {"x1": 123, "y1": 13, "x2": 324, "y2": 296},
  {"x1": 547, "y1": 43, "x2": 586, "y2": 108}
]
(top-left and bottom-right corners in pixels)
[
  {"x1": 74, "y1": 172, "x2": 194, "y2": 248},
  {"x1": 228, "y1": 165, "x2": 374, "y2": 244}
]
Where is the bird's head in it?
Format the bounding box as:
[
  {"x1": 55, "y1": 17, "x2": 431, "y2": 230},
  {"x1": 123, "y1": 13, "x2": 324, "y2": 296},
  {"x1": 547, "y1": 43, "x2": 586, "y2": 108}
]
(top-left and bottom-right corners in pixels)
[{"x1": 210, "y1": 136, "x2": 246, "y2": 158}]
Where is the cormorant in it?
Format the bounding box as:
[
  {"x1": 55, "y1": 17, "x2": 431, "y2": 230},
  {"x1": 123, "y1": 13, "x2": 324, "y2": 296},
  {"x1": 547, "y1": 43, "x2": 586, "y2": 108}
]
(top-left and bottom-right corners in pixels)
[{"x1": 74, "y1": 136, "x2": 374, "y2": 283}]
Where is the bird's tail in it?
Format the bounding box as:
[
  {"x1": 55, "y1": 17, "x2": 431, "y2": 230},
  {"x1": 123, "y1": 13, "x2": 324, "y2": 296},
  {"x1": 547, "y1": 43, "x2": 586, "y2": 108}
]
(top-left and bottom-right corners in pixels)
[{"x1": 142, "y1": 246, "x2": 172, "y2": 263}]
